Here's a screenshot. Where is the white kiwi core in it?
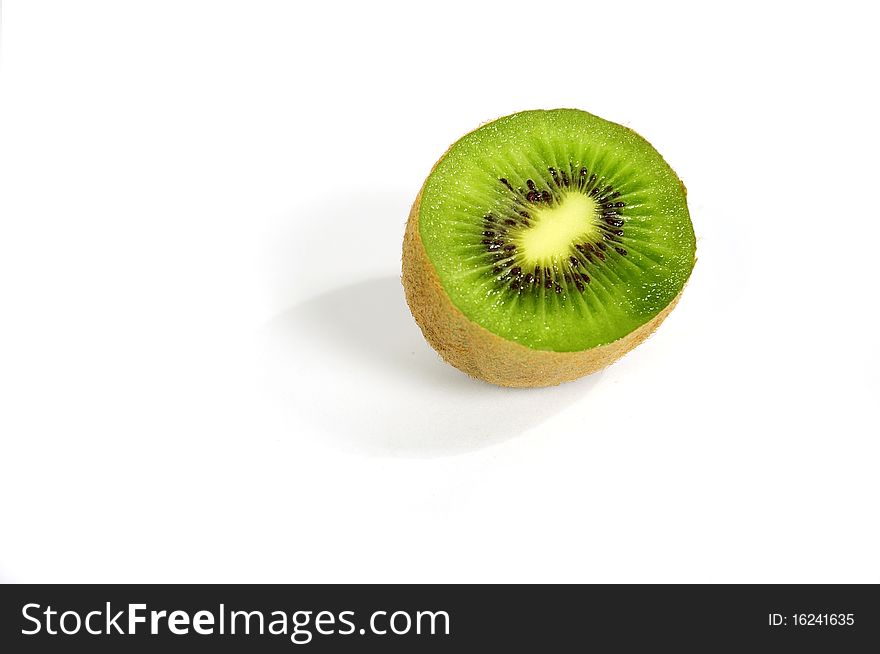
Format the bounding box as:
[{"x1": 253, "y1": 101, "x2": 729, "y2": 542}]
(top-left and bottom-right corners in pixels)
[{"x1": 513, "y1": 192, "x2": 601, "y2": 267}]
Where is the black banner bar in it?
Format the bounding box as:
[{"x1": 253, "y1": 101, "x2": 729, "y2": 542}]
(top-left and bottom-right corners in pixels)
[{"x1": 1, "y1": 584, "x2": 877, "y2": 652}]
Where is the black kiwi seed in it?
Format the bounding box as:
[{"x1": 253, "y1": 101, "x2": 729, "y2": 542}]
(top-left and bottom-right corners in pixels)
[
  {"x1": 615, "y1": 247, "x2": 628, "y2": 256},
  {"x1": 499, "y1": 178, "x2": 514, "y2": 192},
  {"x1": 548, "y1": 167, "x2": 559, "y2": 184}
]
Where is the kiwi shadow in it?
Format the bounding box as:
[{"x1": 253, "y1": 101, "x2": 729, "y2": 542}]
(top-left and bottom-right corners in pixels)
[{"x1": 264, "y1": 275, "x2": 601, "y2": 458}]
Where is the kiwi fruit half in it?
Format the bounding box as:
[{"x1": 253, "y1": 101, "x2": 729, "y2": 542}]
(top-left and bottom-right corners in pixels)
[{"x1": 402, "y1": 109, "x2": 696, "y2": 387}]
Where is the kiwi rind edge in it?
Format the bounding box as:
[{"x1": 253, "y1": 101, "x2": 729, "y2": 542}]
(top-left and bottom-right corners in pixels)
[{"x1": 403, "y1": 186, "x2": 685, "y2": 388}]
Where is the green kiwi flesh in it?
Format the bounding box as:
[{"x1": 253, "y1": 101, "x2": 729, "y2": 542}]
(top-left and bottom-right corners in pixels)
[{"x1": 417, "y1": 109, "x2": 696, "y2": 353}]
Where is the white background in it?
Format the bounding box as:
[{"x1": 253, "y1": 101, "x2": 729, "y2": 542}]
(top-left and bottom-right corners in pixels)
[{"x1": 1, "y1": 1, "x2": 878, "y2": 583}]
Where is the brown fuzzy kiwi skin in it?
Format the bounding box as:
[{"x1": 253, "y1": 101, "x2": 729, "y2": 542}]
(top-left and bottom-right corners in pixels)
[{"x1": 402, "y1": 188, "x2": 687, "y2": 388}]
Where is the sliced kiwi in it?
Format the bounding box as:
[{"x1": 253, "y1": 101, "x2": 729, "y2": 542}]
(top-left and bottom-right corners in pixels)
[{"x1": 402, "y1": 109, "x2": 696, "y2": 387}]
